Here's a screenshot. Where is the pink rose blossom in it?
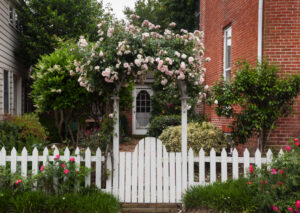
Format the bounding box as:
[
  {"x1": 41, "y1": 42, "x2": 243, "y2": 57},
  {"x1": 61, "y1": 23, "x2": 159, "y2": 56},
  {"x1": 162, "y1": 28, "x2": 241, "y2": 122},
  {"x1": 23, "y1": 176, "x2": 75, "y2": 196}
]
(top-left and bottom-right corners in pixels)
[
  {"x1": 279, "y1": 181, "x2": 283, "y2": 186},
  {"x1": 62, "y1": 163, "x2": 66, "y2": 168},
  {"x1": 248, "y1": 181, "x2": 252, "y2": 185},
  {"x1": 271, "y1": 169, "x2": 277, "y2": 174},
  {"x1": 70, "y1": 157, "x2": 75, "y2": 162},
  {"x1": 286, "y1": 146, "x2": 291, "y2": 151},
  {"x1": 64, "y1": 169, "x2": 69, "y2": 174},
  {"x1": 272, "y1": 206, "x2": 279, "y2": 211},
  {"x1": 40, "y1": 165, "x2": 44, "y2": 171},
  {"x1": 288, "y1": 207, "x2": 293, "y2": 212},
  {"x1": 54, "y1": 155, "x2": 60, "y2": 160}
]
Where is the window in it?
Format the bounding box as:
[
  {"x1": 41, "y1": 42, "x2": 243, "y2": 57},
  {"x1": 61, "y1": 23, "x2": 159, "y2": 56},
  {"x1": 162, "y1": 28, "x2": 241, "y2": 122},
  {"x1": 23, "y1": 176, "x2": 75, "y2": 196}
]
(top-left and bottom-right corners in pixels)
[
  {"x1": 223, "y1": 26, "x2": 232, "y2": 82},
  {"x1": 136, "y1": 90, "x2": 151, "y2": 113},
  {"x1": 9, "y1": 6, "x2": 13, "y2": 24},
  {"x1": 4, "y1": 71, "x2": 9, "y2": 114},
  {"x1": 14, "y1": 10, "x2": 19, "y2": 29}
]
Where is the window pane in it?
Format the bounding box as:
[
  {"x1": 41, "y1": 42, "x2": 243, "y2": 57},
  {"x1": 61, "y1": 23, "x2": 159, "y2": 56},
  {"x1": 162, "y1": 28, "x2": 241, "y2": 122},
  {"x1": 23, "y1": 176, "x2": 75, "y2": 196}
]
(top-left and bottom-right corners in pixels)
[
  {"x1": 226, "y1": 45, "x2": 231, "y2": 69},
  {"x1": 226, "y1": 70, "x2": 231, "y2": 82},
  {"x1": 9, "y1": 7, "x2": 13, "y2": 24},
  {"x1": 4, "y1": 71, "x2": 9, "y2": 113}
]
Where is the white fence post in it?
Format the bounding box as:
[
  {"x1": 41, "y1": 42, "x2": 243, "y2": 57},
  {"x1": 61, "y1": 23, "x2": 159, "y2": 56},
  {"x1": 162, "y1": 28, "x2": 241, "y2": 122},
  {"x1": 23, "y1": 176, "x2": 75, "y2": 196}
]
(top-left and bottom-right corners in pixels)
[
  {"x1": 95, "y1": 148, "x2": 102, "y2": 188},
  {"x1": 232, "y1": 148, "x2": 239, "y2": 180},
  {"x1": 181, "y1": 97, "x2": 188, "y2": 193},
  {"x1": 243, "y1": 148, "x2": 250, "y2": 178},
  {"x1": 221, "y1": 148, "x2": 227, "y2": 182},
  {"x1": 0, "y1": 147, "x2": 6, "y2": 167},
  {"x1": 112, "y1": 96, "x2": 120, "y2": 197}
]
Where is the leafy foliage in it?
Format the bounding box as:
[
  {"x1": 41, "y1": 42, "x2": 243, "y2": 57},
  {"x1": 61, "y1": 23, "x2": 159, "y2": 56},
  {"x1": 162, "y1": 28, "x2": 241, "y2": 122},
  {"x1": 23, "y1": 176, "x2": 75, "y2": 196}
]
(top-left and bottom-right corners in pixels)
[
  {"x1": 15, "y1": 0, "x2": 109, "y2": 68},
  {"x1": 207, "y1": 61, "x2": 300, "y2": 146},
  {"x1": 0, "y1": 114, "x2": 48, "y2": 152},
  {"x1": 159, "y1": 122, "x2": 227, "y2": 153},
  {"x1": 124, "y1": 0, "x2": 199, "y2": 32},
  {"x1": 148, "y1": 115, "x2": 181, "y2": 137},
  {"x1": 183, "y1": 178, "x2": 256, "y2": 212}
]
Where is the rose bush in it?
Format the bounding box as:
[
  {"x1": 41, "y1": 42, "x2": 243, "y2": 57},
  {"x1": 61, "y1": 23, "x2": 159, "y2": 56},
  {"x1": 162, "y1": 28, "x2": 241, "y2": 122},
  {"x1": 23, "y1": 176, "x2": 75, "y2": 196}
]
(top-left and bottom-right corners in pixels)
[{"x1": 248, "y1": 138, "x2": 300, "y2": 212}]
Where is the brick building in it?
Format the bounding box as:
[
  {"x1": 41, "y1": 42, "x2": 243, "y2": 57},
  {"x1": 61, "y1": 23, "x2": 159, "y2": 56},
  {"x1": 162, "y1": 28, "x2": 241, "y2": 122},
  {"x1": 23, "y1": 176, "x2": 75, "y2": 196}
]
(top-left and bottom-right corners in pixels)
[{"x1": 200, "y1": 0, "x2": 300, "y2": 150}]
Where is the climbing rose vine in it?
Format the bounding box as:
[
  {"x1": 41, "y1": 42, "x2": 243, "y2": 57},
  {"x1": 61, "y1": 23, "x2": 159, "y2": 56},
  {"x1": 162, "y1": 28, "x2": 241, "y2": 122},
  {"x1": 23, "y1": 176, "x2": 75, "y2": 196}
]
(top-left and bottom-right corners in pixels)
[{"x1": 73, "y1": 15, "x2": 209, "y2": 99}]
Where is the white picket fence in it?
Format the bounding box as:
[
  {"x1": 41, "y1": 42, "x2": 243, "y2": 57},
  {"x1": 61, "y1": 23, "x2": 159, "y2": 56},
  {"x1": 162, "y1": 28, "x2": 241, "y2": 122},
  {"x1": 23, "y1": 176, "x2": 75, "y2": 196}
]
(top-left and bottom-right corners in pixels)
[{"x1": 0, "y1": 137, "x2": 282, "y2": 203}]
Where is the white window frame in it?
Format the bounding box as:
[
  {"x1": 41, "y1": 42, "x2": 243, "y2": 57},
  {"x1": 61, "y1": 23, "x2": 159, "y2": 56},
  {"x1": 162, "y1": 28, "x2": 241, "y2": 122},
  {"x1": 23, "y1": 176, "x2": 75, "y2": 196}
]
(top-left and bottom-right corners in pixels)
[
  {"x1": 223, "y1": 26, "x2": 232, "y2": 82},
  {"x1": 4, "y1": 70, "x2": 9, "y2": 114}
]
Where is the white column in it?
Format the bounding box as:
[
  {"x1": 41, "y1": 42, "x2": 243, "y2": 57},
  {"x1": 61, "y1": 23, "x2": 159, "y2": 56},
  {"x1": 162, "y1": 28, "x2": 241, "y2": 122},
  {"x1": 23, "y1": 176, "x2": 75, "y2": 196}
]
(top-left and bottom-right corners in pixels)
[
  {"x1": 181, "y1": 96, "x2": 189, "y2": 193},
  {"x1": 111, "y1": 97, "x2": 120, "y2": 196}
]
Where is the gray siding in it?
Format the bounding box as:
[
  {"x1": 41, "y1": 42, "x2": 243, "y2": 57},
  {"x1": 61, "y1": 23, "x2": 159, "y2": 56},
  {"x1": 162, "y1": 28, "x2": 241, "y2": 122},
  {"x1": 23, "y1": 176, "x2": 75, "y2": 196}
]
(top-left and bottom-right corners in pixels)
[{"x1": 0, "y1": 0, "x2": 25, "y2": 115}]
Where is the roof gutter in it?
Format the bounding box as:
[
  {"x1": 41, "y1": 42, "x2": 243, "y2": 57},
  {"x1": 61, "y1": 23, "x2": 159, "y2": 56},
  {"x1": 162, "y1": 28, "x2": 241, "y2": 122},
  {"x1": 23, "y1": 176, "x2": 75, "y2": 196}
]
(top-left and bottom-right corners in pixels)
[{"x1": 258, "y1": 0, "x2": 264, "y2": 62}]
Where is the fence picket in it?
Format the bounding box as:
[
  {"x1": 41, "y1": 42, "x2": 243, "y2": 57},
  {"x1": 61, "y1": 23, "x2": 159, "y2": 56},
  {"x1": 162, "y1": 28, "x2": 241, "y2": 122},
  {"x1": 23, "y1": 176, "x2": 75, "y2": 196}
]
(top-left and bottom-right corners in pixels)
[
  {"x1": 43, "y1": 147, "x2": 49, "y2": 166},
  {"x1": 232, "y1": 149, "x2": 239, "y2": 179},
  {"x1": 169, "y1": 152, "x2": 175, "y2": 203},
  {"x1": 21, "y1": 148, "x2": 28, "y2": 177},
  {"x1": 157, "y1": 140, "x2": 163, "y2": 203},
  {"x1": 221, "y1": 148, "x2": 227, "y2": 182},
  {"x1": 199, "y1": 149, "x2": 205, "y2": 185},
  {"x1": 150, "y1": 138, "x2": 156, "y2": 203},
  {"x1": 132, "y1": 147, "x2": 138, "y2": 203},
  {"x1": 119, "y1": 152, "x2": 125, "y2": 202},
  {"x1": 188, "y1": 148, "x2": 194, "y2": 187},
  {"x1": 163, "y1": 147, "x2": 169, "y2": 203},
  {"x1": 32, "y1": 148, "x2": 38, "y2": 175},
  {"x1": 64, "y1": 148, "x2": 70, "y2": 161},
  {"x1": 138, "y1": 140, "x2": 144, "y2": 203},
  {"x1": 85, "y1": 148, "x2": 91, "y2": 187},
  {"x1": 95, "y1": 148, "x2": 102, "y2": 188},
  {"x1": 266, "y1": 149, "x2": 273, "y2": 169},
  {"x1": 11, "y1": 148, "x2": 17, "y2": 173},
  {"x1": 210, "y1": 149, "x2": 216, "y2": 183},
  {"x1": 176, "y1": 152, "x2": 182, "y2": 203},
  {"x1": 0, "y1": 147, "x2": 6, "y2": 166},
  {"x1": 145, "y1": 139, "x2": 151, "y2": 203},
  {"x1": 243, "y1": 149, "x2": 250, "y2": 178},
  {"x1": 106, "y1": 153, "x2": 112, "y2": 193},
  {"x1": 255, "y1": 149, "x2": 262, "y2": 168},
  {"x1": 125, "y1": 152, "x2": 132, "y2": 203}
]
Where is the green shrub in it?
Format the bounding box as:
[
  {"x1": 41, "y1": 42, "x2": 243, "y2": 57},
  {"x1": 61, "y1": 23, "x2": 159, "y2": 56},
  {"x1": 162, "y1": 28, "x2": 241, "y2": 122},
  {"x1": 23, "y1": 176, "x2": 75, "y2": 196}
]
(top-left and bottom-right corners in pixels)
[
  {"x1": 0, "y1": 113, "x2": 48, "y2": 152},
  {"x1": 159, "y1": 122, "x2": 227, "y2": 153},
  {"x1": 183, "y1": 178, "x2": 256, "y2": 212},
  {"x1": 0, "y1": 188, "x2": 120, "y2": 213},
  {"x1": 148, "y1": 115, "x2": 181, "y2": 137},
  {"x1": 248, "y1": 138, "x2": 300, "y2": 212}
]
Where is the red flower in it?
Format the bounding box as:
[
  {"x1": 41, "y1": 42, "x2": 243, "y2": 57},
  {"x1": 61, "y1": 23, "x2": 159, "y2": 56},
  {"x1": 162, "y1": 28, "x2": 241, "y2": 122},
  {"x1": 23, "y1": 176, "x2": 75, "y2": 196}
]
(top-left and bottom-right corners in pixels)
[
  {"x1": 249, "y1": 165, "x2": 253, "y2": 174},
  {"x1": 296, "y1": 200, "x2": 300, "y2": 208},
  {"x1": 279, "y1": 181, "x2": 283, "y2": 186},
  {"x1": 279, "y1": 169, "x2": 284, "y2": 174},
  {"x1": 70, "y1": 157, "x2": 75, "y2": 162},
  {"x1": 54, "y1": 155, "x2": 60, "y2": 160},
  {"x1": 294, "y1": 138, "x2": 299, "y2": 142},
  {"x1": 286, "y1": 146, "x2": 291, "y2": 151},
  {"x1": 295, "y1": 142, "x2": 300, "y2": 146},
  {"x1": 248, "y1": 181, "x2": 252, "y2": 185},
  {"x1": 272, "y1": 206, "x2": 279, "y2": 211},
  {"x1": 62, "y1": 163, "x2": 66, "y2": 168},
  {"x1": 265, "y1": 180, "x2": 268, "y2": 184},
  {"x1": 288, "y1": 207, "x2": 294, "y2": 212},
  {"x1": 40, "y1": 165, "x2": 44, "y2": 171},
  {"x1": 64, "y1": 169, "x2": 69, "y2": 174}
]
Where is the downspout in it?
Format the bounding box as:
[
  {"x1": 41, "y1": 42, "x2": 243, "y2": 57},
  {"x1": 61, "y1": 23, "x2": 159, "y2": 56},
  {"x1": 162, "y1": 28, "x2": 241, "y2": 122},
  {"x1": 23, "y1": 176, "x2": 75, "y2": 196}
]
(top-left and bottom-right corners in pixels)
[
  {"x1": 258, "y1": 0, "x2": 264, "y2": 63},
  {"x1": 257, "y1": 0, "x2": 264, "y2": 151}
]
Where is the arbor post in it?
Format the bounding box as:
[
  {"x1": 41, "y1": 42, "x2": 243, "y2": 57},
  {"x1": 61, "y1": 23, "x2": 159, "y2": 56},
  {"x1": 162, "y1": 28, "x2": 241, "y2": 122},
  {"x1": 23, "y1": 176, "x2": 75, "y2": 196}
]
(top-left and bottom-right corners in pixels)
[
  {"x1": 111, "y1": 96, "x2": 120, "y2": 197},
  {"x1": 181, "y1": 96, "x2": 189, "y2": 193}
]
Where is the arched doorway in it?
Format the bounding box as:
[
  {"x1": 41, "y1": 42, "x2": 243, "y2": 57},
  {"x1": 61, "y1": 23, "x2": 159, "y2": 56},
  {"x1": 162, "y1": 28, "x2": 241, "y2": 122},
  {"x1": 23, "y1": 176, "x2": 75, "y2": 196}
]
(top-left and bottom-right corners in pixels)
[{"x1": 132, "y1": 86, "x2": 153, "y2": 135}]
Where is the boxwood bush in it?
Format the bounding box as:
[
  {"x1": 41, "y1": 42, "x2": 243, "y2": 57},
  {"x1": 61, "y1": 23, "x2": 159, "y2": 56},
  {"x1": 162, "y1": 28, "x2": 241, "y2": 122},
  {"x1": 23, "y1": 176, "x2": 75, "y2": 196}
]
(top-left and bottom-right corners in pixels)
[
  {"x1": 159, "y1": 122, "x2": 227, "y2": 153},
  {"x1": 148, "y1": 115, "x2": 181, "y2": 137}
]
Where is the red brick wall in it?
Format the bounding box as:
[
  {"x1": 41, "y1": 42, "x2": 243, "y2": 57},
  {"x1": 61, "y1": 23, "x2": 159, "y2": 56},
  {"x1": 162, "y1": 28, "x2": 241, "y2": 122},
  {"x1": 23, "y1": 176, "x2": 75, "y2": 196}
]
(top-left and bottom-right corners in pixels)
[
  {"x1": 201, "y1": 0, "x2": 259, "y2": 132},
  {"x1": 201, "y1": 0, "x2": 300, "y2": 151},
  {"x1": 263, "y1": 0, "x2": 300, "y2": 149}
]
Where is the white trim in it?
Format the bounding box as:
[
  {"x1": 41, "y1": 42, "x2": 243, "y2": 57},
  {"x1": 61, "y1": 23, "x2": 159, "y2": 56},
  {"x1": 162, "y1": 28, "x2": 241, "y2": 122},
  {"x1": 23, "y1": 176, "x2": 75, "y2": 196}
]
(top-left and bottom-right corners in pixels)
[
  {"x1": 258, "y1": 0, "x2": 264, "y2": 62},
  {"x1": 223, "y1": 26, "x2": 232, "y2": 82},
  {"x1": 132, "y1": 85, "x2": 153, "y2": 135}
]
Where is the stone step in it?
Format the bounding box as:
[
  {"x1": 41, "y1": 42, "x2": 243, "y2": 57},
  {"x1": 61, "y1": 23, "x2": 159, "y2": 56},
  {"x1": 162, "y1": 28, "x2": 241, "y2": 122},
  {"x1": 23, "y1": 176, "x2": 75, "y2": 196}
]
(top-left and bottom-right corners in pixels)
[{"x1": 121, "y1": 203, "x2": 182, "y2": 213}]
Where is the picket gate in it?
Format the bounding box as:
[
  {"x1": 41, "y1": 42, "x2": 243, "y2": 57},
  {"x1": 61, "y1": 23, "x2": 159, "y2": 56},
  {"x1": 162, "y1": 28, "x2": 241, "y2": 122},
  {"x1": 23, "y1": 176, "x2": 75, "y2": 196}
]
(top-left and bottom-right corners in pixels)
[{"x1": 0, "y1": 137, "x2": 282, "y2": 203}]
